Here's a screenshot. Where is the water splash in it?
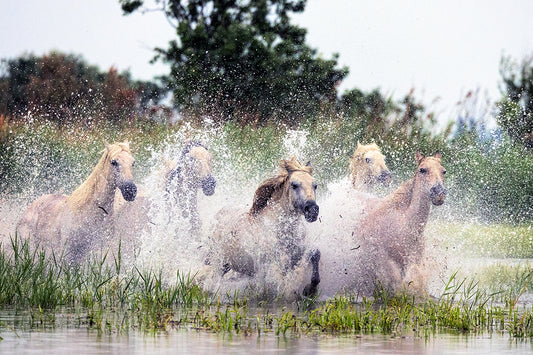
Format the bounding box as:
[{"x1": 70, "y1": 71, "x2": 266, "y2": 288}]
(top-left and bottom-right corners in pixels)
[{"x1": 2, "y1": 117, "x2": 531, "y2": 301}]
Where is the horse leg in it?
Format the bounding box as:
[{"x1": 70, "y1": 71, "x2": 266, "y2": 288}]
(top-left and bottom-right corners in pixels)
[
  {"x1": 303, "y1": 249, "x2": 321, "y2": 297},
  {"x1": 232, "y1": 252, "x2": 255, "y2": 277}
]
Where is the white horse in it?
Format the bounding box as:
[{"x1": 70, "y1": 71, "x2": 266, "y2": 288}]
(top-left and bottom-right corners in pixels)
[
  {"x1": 17, "y1": 142, "x2": 137, "y2": 264},
  {"x1": 204, "y1": 158, "x2": 321, "y2": 300}
]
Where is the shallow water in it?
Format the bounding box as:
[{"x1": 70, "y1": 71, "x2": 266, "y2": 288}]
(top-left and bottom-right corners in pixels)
[
  {"x1": 2, "y1": 129, "x2": 533, "y2": 352},
  {"x1": 1, "y1": 325, "x2": 532, "y2": 354}
]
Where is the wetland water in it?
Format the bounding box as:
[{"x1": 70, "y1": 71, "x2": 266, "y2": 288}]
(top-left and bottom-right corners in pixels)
[
  {"x1": 1, "y1": 326, "x2": 532, "y2": 354},
  {"x1": 1, "y1": 306, "x2": 532, "y2": 354}
]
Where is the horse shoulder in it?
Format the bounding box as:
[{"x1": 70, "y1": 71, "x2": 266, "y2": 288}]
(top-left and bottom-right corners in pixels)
[{"x1": 18, "y1": 193, "x2": 69, "y2": 247}]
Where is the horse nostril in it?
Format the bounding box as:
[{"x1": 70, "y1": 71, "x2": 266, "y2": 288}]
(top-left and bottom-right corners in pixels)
[
  {"x1": 430, "y1": 184, "x2": 446, "y2": 206},
  {"x1": 303, "y1": 201, "x2": 319, "y2": 222},
  {"x1": 430, "y1": 184, "x2": 446, "y2": 196},
  {"x1": 201, "y1": 176, "x2": 216, "y2": 196},
  {"x1": 121, "y1": 182, "x2": 137, "y2": 201},
  {"x1": 378, "y1": 170, "x2": 392, "y2": 183}
]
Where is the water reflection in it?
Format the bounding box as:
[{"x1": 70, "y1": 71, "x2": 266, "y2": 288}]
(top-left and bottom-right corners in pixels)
[{"x1": 1, "y1": 324, "x2": 532, "y2": 354}]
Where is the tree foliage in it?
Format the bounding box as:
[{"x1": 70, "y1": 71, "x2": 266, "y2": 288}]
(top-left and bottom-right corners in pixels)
[
  {"x1": 0, "y1": 52, "x2": 167, "y2": 124},
  {"x1": 497, "y1": 55, "x2": 533, "y2": 149},
  {"x1": 119, "y1": 0, "x2": 348, "y2": 125}
]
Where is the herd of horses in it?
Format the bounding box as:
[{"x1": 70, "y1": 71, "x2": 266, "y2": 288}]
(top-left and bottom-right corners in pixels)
[{"x1": 16, "y1": 140, "x2": 447, "y2": 299}]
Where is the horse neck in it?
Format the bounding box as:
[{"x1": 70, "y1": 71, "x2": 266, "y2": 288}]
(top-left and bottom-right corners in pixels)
[
  {"x1": 168, "y1": 165, "x2": 199, "y2": 203},
  {"x1": 389, "y1": 177, "x2": 430, "y2": 230},
  {"x1": 67, "y1": 160, "x2": 116, "y2": 215},
  {"x1": 406, "y1": 178, "x2": 431, "y2": 229},
  {"x1": 351, "y1": 171, "x2": 371, "y2": 192},
  {"x1": 256, "y1": 187, "x2": 300, "y2": 222}
]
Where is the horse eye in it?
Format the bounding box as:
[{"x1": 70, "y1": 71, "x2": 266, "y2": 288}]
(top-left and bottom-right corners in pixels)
[
  {"x1": 132, "y1": 161, "x2": 136, "y2": 167},
  {"x1": 419, "y1": 168, "x2": 427, "y2": 174},
  {"x1": 291, "y1": 182, "x2": 299, "y2": 190},
  {"x1": 313, "y1": 183, "x2": 318, "y2": 190},
  {"x1": 365, "y1": 157, "x2": 372, "y2": 164},
  {"x1": 442, "y1": 170, "x2": 446, "y2": 175},
  {"x1": 111, "y1": 160, "x2": 118, "y2": 167}
]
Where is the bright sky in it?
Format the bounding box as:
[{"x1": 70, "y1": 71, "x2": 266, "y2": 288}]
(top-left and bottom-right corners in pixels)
[{"x1": 1, "y1": 0, "x2": 533, "y2": 123}]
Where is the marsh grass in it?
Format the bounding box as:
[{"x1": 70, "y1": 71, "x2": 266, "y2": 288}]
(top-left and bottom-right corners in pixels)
[
  {"x1": 428, "y1": 222, "x2": 533, "y2": 258},
  {"x1": 0, "y1": 235, "x2": 214, "y2": 331},
  {"x1": 0, "y1": 236, "x2": 532, "y2": 337},
  {"x1": 473, "y1": 263, "x2": 533, "y2": 302}
]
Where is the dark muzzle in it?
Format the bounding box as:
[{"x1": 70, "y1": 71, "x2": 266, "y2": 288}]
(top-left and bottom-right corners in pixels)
[
  {"x1": 430, "y1": 183, "x2": 446, "y2": 206},
  {"x1": 377, "y1": 170, "x2": 392, "y2": 185},
  {"x1": 201, "y1": 175, "x2": 216, "y2": 196},
  {"x1": 303, "y1": 200, "x2": 319, "y2": 223},
  {"x1": 120, "y1": 181, "x2": 137, "y2": 202}
]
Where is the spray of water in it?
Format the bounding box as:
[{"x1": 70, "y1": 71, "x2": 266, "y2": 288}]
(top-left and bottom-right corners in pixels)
[{"x1": 2, "y1": 118, "x2": 530, "y2": 301}]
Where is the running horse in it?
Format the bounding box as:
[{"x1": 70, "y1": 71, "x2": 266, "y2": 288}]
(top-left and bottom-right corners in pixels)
[
  {"x1": 17, "y1": 142, "x2": 137, "y2": 264},
  {"x1": 163, "y1": 141, "x2": 216, "y2": 233},
  {"x1": 354, "y1": 151, "x2": 447, "y2": 295},
  {"x1": 208, "y1": 157, "x2": 321, "y2": 297}
]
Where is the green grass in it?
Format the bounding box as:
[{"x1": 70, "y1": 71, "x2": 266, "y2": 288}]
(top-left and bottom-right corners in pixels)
[
  {"x1": 428, "y1": 222, "x2": 533, "y2": 258},
  {"x1": 0, "y1": 236, "x2": 532, "y2": 338},
  {"x1": 0, "y1": 235, "x2": 214, "y2": 330},
  {"x1": 473, "y1": 263, "x2": 533, "y2": 297}
]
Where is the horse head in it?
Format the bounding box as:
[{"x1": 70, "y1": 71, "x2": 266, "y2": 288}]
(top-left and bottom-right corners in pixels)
[
  {"x1": 169, "y1": 141, "x2": 216, "y2": 196},
  {"x1": 250, "y1": 158, "x2": 319, "y2": 222},
  {"x1": 188, "y1": 144, "x2": 216, "y2": 196},
  {"x1": 106, "y1": 142, "x2": 137, "y2": 202},
  {"x1": 350, "y1": 142, "x2": 392, "y2": 188},
  {"x1": 415, "y1": 150, "x2": 446, "y2": 206},
  {"x1": 285, "y1": 161, "x2": 319, "y2": 222}
]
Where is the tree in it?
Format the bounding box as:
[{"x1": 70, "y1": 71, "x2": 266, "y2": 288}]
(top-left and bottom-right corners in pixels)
[
  {"x1": 119, "y1": 0, "x2": 348, "y2": 125},
  {"x1": 0, "y1": 52, "x2": 168, "y2": 124},
  {"x1": 498, "y1": 55, "x2": 533, "y2": 149}
]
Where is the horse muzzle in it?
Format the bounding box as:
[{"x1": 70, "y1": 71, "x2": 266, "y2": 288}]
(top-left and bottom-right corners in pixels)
[
  {"x1": 201, "y1": 175, "x2": 216, "y2": 196},
  {"x1": 303, "y1": 200, "x2": 319, "y2": 223},
  {"x1": 377, "y1": 170, "x2": 392, "y2": 186},
  {"x1": 430, "y1": 183, "x2": 446, "y2": 206},
  {"x1": 120, "y1": 181, "x2": 137, "y2": 201}
]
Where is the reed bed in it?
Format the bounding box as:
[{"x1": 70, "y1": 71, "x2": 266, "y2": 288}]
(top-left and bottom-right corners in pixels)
[{"x1": 0, "y1": 236, "x2": 532, "y2": 338}]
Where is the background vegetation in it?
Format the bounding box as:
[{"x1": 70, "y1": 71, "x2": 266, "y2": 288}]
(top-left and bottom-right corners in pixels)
[{"x1": 0, "y1": 0, "x2": 532, "y2": 225}]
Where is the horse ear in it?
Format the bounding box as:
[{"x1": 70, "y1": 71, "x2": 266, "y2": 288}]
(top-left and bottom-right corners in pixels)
[
  {"x1": 415, "y1": 150, "x2": 424, "y2": 165},
  {"x1": 104, "y1": 141, "x2": 111, "y2": 151},
  {"x1": 434, "y1": 150, "x2": 442, "y2": 161},
  {"x1": 357, "y1": 141, "x2": 361, "y2": 149}
]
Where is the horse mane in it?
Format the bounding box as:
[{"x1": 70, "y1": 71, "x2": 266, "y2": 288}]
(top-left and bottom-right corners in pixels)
[
  {"x1": 386, "y1": 178, "x2": 415, "y2": 209},
  {"x1": 249, "y1": 157, "x2": 312, "y2": 217},
  {"x1": 384, "y1": 154, "x2": 439, "y2": 209},
  {"x1": 67, "y1": 142, "x2": 131, "y2": 208}
]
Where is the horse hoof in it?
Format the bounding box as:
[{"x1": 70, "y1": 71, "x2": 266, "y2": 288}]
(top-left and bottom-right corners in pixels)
[
  {"x1": 222, "y1": 263, "x2": 231, "y2": 276},
  {"x1": 303, "y1": 283, "x2": 318, "y2": 298},
  {"x1": 309, "y1": 249, "x2": 321, "y2": 264}
]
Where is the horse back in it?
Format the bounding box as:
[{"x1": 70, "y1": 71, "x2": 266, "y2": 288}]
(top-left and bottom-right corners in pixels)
[{"x1": 17, "y1": 193, "x2": 68, "y2": 243}]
